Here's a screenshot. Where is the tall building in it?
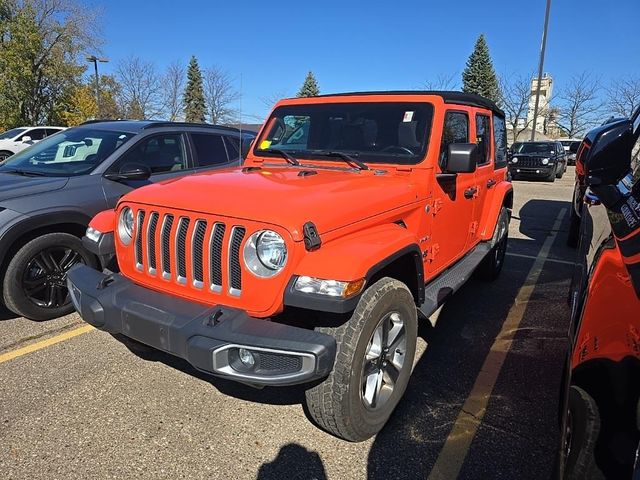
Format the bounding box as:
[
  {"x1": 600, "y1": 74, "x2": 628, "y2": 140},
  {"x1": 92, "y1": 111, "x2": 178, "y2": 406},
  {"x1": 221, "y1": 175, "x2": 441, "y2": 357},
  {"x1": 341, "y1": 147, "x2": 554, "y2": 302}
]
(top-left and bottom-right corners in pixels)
[{"x1": 526, "y1": 74, "x2": 553, "y2": 133}]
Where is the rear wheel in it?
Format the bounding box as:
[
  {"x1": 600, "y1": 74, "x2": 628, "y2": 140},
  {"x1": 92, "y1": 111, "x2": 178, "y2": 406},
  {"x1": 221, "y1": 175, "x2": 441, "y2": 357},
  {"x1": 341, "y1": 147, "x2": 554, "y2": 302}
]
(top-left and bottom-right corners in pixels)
[
  {"x1": 3, "y1": 233, "x2": 96, "y2": 320},
  {"x1": 0, "y1": 150, "x2": 13, "y2": 162},
  {"x1": 476, "y1": 207, "x2": 509, "y2": 280},
  {"x1": 305, "y1": 277, "x2": 417, "y2": 442}
]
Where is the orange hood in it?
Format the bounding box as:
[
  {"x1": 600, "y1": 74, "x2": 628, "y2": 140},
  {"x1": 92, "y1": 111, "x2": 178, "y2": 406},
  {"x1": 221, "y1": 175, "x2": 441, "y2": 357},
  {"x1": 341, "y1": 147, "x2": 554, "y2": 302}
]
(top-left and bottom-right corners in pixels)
[{"x1": 120, "y1": 166, "x2": 419, "y2": 241}]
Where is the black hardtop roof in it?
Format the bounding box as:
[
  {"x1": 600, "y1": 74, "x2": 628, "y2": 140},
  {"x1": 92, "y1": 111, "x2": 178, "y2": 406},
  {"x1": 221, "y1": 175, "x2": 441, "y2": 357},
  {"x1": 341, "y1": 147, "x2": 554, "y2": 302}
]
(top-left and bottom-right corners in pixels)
[
  {"x1": 300, "y1": 90, "x2": 504, "y2": 117},
  {"x1": 78, "y1": 119, "x2": 251, "y2": 135}
]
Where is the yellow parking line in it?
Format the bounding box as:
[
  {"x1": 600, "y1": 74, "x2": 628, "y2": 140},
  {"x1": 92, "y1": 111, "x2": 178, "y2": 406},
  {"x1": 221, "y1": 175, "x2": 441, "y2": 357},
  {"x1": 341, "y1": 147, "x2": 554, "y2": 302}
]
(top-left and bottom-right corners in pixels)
[
  {"x1": 427, "y1": 208, "x2": 567, "y2": 480},
  {"x1": 0, "y1": 324, "x2": 95, "y2": 364}
]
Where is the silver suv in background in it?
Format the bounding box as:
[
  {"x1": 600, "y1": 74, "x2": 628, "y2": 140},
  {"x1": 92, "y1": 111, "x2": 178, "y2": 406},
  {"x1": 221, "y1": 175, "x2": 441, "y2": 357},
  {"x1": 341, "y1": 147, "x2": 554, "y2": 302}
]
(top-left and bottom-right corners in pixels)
[{"x1": 0, "y1": 126, "x2": 66, "y2": 161}]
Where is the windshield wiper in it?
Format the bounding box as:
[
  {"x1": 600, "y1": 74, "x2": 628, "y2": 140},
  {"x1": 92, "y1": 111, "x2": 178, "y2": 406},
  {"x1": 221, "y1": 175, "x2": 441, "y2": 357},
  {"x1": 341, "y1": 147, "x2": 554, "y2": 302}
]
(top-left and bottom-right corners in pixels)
[
  {"x1": 261, "y1": 149, "x2": 300, "y2": 166},
  {"x1": 313, "y1": 151, "x2": 369, "y2": 171},
  {"x1": 1, "y1": 169, "x2": 48, "y2": 177}
]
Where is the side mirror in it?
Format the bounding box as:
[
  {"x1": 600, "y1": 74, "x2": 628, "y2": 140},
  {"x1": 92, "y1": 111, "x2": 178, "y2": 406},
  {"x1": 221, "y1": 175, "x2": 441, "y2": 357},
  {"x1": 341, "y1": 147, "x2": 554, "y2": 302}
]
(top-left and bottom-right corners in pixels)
[
  {"x1": 582, "y1": 119, "x2": 633, "y2": 187},
  {"x1": 443, "y1": 143, "x2": 480, "y2": 174},
  {"x1": 105, "y1": 163, "x2": 151, "y2": 181},
  {"x1": 21, "y1": 136, "x2": 32, "y2": 143}
]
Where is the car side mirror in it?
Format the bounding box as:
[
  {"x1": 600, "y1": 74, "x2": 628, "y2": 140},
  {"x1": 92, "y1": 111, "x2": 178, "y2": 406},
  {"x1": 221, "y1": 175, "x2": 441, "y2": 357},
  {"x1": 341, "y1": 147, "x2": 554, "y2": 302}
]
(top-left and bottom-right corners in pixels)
[
  {"x1": 21, "y1": 136, "x2": 32, "y2": 143},
  {"x1": 582, "y1": 119, "x2": 633, "y2": 187},
  {"x1": 105, "y1": 163, "x2": 151, "y2": 181},
  {"x1": 443, "y1": 143, "x2": 479, "y2": 174}
]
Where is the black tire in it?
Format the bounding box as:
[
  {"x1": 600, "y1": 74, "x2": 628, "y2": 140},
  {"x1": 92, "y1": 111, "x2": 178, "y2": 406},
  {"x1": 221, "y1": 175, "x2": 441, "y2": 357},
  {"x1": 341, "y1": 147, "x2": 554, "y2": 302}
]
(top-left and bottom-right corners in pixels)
[
  {"x1": 305, "y1": 277, "x2": 418, "y2": 442},
  {"x1": 557, "y1": 163, "x2": 565, "y2": 179},
  {"x1": 547, "y1": 165, "x2": 557, "y2": 182},
  {"x1": 476, "y1": 207, "x2": 509, "y2": 281},
  {"x1": 565, "y1": 386, "x2": 605, "y2": 480},
  {"x1": 3, "y1": 232, "x2": 96, "y2": 320},
  {"x1": 0, "y1": 150, "x2": 13, "y2": 162},
  {"x1": 567, "y1": 206, "x2": 581, "y2": 248}
]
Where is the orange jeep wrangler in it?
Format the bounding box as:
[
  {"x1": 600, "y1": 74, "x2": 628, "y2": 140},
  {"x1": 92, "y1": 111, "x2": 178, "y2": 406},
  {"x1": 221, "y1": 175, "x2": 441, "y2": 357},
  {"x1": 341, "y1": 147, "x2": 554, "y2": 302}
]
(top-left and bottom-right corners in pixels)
[{"x1": 68, "y1": 91, "x2": 513, "y2": 441}]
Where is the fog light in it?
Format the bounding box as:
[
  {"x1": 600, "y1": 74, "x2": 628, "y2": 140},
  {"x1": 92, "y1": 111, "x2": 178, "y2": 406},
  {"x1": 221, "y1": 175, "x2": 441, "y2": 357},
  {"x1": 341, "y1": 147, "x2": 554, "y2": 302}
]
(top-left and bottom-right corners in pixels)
[
  {"x1": 239, "y1": 348, "x2": 255, "y2": 367},
  {"x1": 536, "y1": 169, "x2": 540, "y2": 173}
]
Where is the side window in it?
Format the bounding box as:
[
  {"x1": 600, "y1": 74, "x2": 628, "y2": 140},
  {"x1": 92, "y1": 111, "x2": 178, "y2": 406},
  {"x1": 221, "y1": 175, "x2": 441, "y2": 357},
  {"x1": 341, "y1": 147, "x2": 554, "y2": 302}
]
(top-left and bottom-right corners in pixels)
[
  {"x1": 223, "y1": 136, "x2": 240, "y2": 161},
  {"x1": 22, "y1": 128, "x2": 47, "y2": 141},
  {"x1": 440, "y1": 111, "x2": 469, "y2": 169},
  {"x1": 45, "y1": 128, "x2": 62, "y2": 137},
  {"x1": 191, "y1": 133, "x2": 230, "y2": 167},
  {"x1": 475, "y1": 114, "x2": 491, "y2": 165},
  {"x1": 493, "y1": 114, "x2": 507, "y2": 168},
  {"x1": 110, "y1": 133, "x2": 187, "y2": 174}
]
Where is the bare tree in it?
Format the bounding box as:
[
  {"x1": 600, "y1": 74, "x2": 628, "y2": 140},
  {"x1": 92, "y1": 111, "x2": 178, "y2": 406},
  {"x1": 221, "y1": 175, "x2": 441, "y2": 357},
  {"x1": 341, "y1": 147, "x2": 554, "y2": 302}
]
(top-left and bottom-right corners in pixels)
[
  {"x1": 115, "y1": 56, "x2": 162, "y2": 119},
  {"x1": 422, "y1": 73, "x2": 459, "y2": 91},
  {"x1": 260, "y1": 90, "x2": 291, "y2": 110},
  {"x1": 607, "y1": 76, "x2": 640, "y2": 118},
  {"x1": 499, "y1": 73, "x2": 533, "y2": 143},
  {"x1": 557, "y1": 72, "x2": 602, "y2": 138},
  {"x1": 203, "y1": 66, "x2": 239, "y2": 125},
  {"x1": 162, "y1": 60, "x2": 185, "y2": 121}
]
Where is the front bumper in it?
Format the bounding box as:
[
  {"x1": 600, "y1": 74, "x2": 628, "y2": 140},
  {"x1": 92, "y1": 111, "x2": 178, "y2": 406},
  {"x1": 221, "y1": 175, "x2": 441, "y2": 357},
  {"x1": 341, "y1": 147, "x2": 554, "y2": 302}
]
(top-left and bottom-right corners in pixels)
[
  {"x1": 508, "y1": 165, "x2": 554, "y2": 177},
  {"x1": 67, "y1": 265, "x2": 336, "y2": 386}
]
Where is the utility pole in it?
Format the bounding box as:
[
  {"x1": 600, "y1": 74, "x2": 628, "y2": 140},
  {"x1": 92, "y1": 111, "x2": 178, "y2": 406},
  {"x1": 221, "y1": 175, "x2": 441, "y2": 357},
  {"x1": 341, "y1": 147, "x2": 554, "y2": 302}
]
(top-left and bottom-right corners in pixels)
[
  {"x1": 86, "y1": 55, "x2": 109, "y2": 118},
  {"x1": 530, "y1": 0, "x2": 552, "y2": 141}
]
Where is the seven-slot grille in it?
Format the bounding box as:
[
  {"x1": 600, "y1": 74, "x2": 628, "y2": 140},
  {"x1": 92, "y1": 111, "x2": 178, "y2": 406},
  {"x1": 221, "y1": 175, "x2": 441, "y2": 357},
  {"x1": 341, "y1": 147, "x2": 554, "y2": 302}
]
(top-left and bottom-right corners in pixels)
[
  {"x1": 515, "y1": 156, "x2": 543, "y2": 168},
  {"x1": 132, "y1": 209, "x2": 246, "y2": 296}
]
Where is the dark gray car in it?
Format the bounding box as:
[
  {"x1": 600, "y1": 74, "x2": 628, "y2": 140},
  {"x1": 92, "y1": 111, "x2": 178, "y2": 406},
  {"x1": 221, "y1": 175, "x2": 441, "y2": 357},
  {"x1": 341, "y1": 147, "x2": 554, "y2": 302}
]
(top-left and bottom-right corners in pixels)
[{"x1": 0, "y1": 120, "x2": 256, "y2": 320}]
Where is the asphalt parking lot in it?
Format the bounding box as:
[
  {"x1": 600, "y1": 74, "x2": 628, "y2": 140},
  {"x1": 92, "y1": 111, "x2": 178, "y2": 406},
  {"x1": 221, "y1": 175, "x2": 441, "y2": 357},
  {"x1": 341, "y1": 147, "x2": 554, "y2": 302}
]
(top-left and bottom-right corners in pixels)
[{"x1": 0, "y1": 169, "x2": 576, "y2": 480}]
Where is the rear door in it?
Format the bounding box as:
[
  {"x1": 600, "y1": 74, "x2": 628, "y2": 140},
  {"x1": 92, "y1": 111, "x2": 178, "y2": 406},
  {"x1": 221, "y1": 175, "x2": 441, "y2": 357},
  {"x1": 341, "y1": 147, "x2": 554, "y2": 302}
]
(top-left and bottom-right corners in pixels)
[
  {"x1": 471, "y1": 111, "x2": 495, "y2": 246},
  {"x1": 189, "y1": 132, "x2": 240, "y2": 171}
]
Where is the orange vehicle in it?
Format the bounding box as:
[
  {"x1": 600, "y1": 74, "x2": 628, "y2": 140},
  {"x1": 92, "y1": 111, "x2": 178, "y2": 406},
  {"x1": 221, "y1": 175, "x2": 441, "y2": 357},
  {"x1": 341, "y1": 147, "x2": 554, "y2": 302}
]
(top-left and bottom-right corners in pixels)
[
  {"x1": 68, "y1": 92, "x2": 513, "y2": 441},
  {"x1": 559, "y1": 109, "x2": 640, "y2": 478}
]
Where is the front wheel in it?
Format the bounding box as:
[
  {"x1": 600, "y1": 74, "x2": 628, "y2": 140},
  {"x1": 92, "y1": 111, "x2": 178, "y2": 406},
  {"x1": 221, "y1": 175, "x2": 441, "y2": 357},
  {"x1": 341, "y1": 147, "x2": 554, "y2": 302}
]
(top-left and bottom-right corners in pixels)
[
  {"x1": 0, "y1": 150, "x2": 13, "y2": 162},
  {"x1": 557, "y1": 163, "x2": 565, "y2": 179},
  {"x1": 305, "y1": 277, "x2": 418, "y2": 442},
  {"x1": 3, "y1": 233, "x2": 96, "y2": 320},
  {"x1": 547, "y1": 165, "x2": 557, "y2": 182}
]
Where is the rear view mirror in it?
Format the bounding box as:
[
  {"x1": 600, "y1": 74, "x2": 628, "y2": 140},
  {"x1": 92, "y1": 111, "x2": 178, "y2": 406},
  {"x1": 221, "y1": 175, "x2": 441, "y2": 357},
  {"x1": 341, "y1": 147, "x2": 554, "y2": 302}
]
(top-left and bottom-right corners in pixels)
[
  {"x1": 105, "y1": 163, "x2": 151, "y2": 181},
  {"x1": 581, "y1": 119, "x2": 633, "y2": 187},
  {"x1": 443, "y1": 143, "x2": 480, "y2": 174}
]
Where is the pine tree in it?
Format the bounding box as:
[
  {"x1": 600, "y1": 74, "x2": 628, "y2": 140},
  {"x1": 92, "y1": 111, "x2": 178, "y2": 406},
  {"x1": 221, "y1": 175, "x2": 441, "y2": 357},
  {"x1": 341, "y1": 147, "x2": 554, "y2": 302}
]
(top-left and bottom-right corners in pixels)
[
  {"x1": 462, "y1": 34, "x2": 501, "y2": 104},
  {"x1": 297, "y1": 71, "x2": 320, "y2": 97},
  {"x1": 183, "y1": 56, "x2": 206, "y2": 123}
]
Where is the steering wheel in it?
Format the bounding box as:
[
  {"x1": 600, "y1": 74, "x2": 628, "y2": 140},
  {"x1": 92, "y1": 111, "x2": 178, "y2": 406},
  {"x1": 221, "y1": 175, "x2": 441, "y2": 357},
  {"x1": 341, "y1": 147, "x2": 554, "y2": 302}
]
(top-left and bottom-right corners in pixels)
[{"x1": 380, "y1": 145, "x2": 414, "y2": 155}]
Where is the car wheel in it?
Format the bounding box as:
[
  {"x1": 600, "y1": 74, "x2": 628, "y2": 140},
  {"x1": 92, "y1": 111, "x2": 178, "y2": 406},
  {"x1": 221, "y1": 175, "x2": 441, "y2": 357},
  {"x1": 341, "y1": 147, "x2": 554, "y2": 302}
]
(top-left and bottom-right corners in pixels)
[
  {"x1": 557, "y1": 163, "x2": 565, "y2": 179},
  {"x1": 546, "y1": 166, "x2": 557, "y2": 182},
  {"x1": 564, "y1": 386, "x2": 605, "y2": 480},
  {"x1": 0, "y1": 150, "x2": 13, "y2": 162},
  {"x1": 305, "y1": 277, "x2": 417, "y2": 442},
  {"x1": 476, "y1": 207, "x2": 509, "y2": 280},
  {"x1": 3, "y1": 233, "x2": 97, "y2": 320}
]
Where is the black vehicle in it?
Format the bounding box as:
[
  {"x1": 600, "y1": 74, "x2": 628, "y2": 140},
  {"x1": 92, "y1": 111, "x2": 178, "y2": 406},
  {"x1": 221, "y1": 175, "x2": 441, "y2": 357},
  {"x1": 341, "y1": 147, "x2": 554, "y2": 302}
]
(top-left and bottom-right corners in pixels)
[
  {"x1": 560, "y1": 139, "x2": 583, "y2": 166},
  {"x1": 0, "y1": 120, "x2": 255, "y2": 320},
  {"x1": 508, "y1": 140, "x2": 567, "y2": 182}
]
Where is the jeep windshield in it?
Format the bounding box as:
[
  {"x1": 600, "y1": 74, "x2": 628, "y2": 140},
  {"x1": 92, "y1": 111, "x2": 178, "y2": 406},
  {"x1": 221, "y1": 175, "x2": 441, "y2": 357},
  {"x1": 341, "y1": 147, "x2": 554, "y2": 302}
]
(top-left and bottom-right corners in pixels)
[
  {"x1": 512, "y1": 142, "x2": 556, "y2": 155},
  {"x1": 255, "y1": 102, "x2": 434, "y2": 165},
  {"x1": 0, "y1": 128, "x2": 134, "y2": 177}
]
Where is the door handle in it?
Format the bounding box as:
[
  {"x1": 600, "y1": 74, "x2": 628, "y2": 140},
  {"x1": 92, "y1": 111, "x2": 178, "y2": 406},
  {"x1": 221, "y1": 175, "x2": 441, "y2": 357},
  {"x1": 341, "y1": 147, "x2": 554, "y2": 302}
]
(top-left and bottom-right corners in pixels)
[
  {"x1": 464, "y1": 187, "x2": 478, "y2": 199},
  {"x1": 486, "y1": 179, "x2": 496, "y2": 189}
]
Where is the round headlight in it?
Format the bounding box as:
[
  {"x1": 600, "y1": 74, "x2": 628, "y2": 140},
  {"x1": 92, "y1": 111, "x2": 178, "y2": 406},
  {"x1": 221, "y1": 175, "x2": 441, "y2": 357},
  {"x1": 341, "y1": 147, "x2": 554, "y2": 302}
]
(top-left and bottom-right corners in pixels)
[
  {"x1": 243, "y1": 230, "x2": 287, "y2": 277},
  {"x1": 118, "y1": 207, "x2": 134, "y2": 245},
  {"x1": 541, "y1": 158, "x2": 550, "y2": 165},
  {"x1": 511, "y1": 157, "x2": 518, "y2": 163}
]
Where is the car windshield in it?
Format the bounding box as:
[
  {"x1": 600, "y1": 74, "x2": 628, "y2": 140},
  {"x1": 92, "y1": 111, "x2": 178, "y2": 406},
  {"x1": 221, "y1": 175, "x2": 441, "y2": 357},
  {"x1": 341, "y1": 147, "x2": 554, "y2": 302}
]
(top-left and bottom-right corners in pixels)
[
  {"x1": 0, "y1": 128, "x2": 134, "y2": 176},
  {"x1": 254, "y1": 102, "x2": 434, "y2": 165},
  {"x1": 0, "y1": 127, "x2": 27, "y2": 140},
  {"x1": 512, "y1": 142, "x2": 555, "y2": 154}
]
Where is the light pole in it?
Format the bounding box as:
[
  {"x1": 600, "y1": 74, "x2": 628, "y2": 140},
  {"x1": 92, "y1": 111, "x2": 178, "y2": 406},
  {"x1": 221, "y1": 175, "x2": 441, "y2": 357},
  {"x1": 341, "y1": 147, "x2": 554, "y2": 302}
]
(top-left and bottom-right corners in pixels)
[
  {"x1": 530, "y1": 0, "x2": 552, "y2": 141},
  {"x1": 86, "y1": 55, "x2": 109, "y2": 118}
]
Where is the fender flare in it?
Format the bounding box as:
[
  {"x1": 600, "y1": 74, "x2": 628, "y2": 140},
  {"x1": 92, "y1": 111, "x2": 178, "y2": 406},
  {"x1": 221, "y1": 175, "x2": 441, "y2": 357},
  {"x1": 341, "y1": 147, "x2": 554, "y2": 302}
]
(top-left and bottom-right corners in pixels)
[{"x1": 284, "y1": 223, "x2": 424, "y2": 313}]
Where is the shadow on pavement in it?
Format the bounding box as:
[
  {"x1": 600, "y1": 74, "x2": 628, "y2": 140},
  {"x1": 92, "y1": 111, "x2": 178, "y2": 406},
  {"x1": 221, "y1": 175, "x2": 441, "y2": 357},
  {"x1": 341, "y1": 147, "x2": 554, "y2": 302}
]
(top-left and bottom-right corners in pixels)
[
  {"x1": 0, "y1": 305, "x2": 19, "y2": 321},
  {"x1": 257, "y1": 443, "x2": 327, "y2": 480}
]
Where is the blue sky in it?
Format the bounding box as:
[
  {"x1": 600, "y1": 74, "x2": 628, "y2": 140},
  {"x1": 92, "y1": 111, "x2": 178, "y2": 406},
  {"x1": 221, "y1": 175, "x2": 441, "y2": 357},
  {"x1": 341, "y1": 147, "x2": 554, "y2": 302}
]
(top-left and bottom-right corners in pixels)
[{"x1": 93, "y1": 0, "x2": 640, "y2": 121}]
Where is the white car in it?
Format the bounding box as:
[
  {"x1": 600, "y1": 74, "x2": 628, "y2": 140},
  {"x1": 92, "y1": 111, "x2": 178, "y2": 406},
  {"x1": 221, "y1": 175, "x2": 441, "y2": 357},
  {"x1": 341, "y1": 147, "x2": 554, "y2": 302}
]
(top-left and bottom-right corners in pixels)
[{"x1": 0, "y1": 126, "x2": 66, "y2": 161}]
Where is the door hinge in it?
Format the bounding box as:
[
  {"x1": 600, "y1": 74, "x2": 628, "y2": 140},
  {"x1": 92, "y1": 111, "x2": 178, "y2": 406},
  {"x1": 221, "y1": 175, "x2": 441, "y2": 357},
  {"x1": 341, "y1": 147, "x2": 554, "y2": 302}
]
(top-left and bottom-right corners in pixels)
[
  {"x1": 423, "y1": 243, "x2": 440, "y2": 261},
  {"x1": 469, "y1": 221, "x2": 478, "y2": 236}
]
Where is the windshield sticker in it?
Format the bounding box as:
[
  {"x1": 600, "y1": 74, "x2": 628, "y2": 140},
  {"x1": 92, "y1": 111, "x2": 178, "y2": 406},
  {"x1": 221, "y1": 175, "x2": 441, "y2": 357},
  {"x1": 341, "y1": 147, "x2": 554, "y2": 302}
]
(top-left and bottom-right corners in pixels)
[
  {"x1": 403, "y1": 111, "x2": 414, "y2": 122},
  {"x1": 259, "y1": 140, "x2": 272, "y2": 150}
]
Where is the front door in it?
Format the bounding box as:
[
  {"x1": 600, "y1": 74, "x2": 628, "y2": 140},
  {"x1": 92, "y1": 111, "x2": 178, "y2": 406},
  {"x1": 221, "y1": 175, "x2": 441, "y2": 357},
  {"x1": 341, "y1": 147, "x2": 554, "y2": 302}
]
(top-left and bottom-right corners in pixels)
[{"x1": 428, "y1": 109, "x2": 476, "y2": 276}]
